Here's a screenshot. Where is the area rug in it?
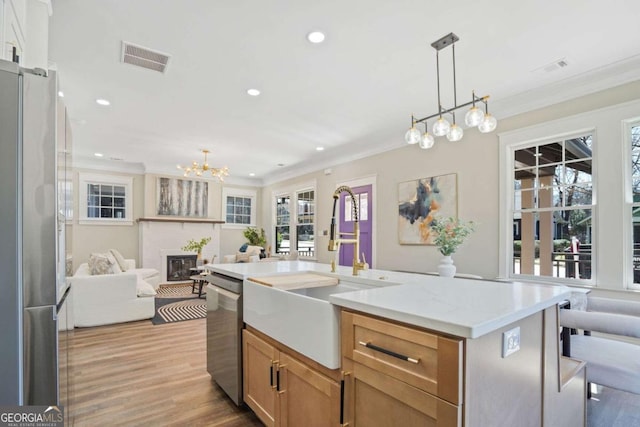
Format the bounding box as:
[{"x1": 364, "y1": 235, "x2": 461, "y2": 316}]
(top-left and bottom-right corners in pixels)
[{"x1": 152, "y1": 283, "x2": 206, "y2": 325}]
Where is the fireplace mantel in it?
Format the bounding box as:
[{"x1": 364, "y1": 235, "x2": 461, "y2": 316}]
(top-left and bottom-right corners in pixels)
[{"x1": 138, "y1": 217, "x2": 225, "y2": 225}]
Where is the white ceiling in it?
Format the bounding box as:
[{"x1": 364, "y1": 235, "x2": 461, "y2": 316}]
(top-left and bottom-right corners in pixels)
[{"x1": 49, "y1": 0, "x2": 640, "y2": 186}]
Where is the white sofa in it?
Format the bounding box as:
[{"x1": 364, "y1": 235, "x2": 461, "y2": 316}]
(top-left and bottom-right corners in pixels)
[
  {"x1": 70, "y1": 258, "x2": 160, "y2": 327},
  {"x1": 222, "y1": 245, "x2": 264, "y2": 263}
]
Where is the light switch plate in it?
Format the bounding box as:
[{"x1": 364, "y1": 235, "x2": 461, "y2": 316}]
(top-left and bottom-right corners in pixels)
[{"x1": 502, "y1": 326, "x2": 521, "y2": 358}]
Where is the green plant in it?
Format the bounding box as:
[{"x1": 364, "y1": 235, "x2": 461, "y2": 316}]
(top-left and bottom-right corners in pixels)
[
  {"x1": 181, "y1": 237, "x2": 211, "y2": 253},
  {"x1": 430, "y1": 216, "x2": 475, "y2": 256},
  {"x1": 243, "y1": 227, "x2": 267, "y2": 247}
]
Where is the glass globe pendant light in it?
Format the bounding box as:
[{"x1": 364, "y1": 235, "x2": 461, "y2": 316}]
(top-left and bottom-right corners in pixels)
[
  {"x1": 478, "y1": 103, "x2": 498, "y2": 133},
  {"x1": 404, "y1": 116, "x2": 422, "y2": 144},
  {"x1": 432, "y1": 115, "x2": 450, "y2": 136},
  {"x1": 478, "y1": 114, "x2": 497, "y2": 133},
  {"x1": 419, "y1": 123, "x2": 435, "y2": 149},
  {"x1": 464, "y1": 91, "x2": 485, "y2": 127},
  {"x1": 446, "y1": 114, "x2": 464, "y2": 142}
]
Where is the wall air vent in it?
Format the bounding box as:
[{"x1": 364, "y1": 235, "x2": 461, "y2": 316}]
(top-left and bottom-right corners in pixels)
[{"x1": 121, "y1": 41, "x2": 170, "y2": 73}]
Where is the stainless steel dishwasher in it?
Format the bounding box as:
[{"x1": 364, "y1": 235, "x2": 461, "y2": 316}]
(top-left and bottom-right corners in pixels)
[{"x1": 205, "y1": 272, "x2": 243, "y2": 406}]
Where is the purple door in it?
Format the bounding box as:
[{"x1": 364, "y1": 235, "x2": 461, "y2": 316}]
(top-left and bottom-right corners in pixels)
[{"x1": 339, "y1": 185, "x2": 373, "y2": 268}]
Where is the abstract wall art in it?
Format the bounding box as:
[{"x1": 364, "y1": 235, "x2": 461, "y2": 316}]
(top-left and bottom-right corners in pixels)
[
  {"x1": 398, "y1": 173, "x2": 457, "y2": 244},
  {"x1": 156, "y1": 177, "x2": 208, "y2": 217}
]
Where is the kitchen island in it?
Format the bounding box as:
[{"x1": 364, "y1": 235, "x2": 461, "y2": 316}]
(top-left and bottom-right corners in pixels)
[{"x1": 206, "y1": 261, "x2": 585, "y2": 426}]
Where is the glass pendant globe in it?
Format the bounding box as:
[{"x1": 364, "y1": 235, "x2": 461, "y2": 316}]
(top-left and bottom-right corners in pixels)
[
  {"x1": 478, "y1": 113, "x2": 498, "y2": 133},
  {"x1": 404, "y1": 126, "x2": 422, "y2": 144},
  {"x1": 432, "y1": 117, "x2": 450, "y2": 136},
  {"x1": 446, "y1": 124, "x2": 464, "y2": 142},
  {"x1": 419, "y1": 132, "x2": 435, "y2": 149},
  {"x1": 464, "y1": 106, "x2": 485, "y2": 127}
]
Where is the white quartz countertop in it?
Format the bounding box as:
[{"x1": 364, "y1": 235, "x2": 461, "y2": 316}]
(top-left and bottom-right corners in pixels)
[
  {"x1": 329, "y1": 278, "x2": 570, "y2": 338},
  {"x1": 207, "y1": 261, "x2": 571, "y2": 339}
]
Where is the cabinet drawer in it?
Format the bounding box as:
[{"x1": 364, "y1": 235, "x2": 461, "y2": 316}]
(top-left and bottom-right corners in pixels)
[
  {"x1": 342, "y1": 311, "x2": 462, "y2": 405},
  {"x1": 344, "y1": 360, "x2": 461, "y2": 427}
]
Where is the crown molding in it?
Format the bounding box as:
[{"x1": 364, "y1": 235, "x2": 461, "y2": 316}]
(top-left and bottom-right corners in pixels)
[{"x1": 492, "y1": 54, "x2": 640, "y2": 119}]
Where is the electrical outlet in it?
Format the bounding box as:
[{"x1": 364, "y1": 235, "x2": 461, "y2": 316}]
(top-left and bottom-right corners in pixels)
[{"x1": 502, "y1": 326, "x2": 521, "y2": 358}]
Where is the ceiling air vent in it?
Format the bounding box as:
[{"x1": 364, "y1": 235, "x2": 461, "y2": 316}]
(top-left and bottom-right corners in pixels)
[
  {"x1": 532, "y1": 58, "x2": 569, "y2": 74},
  {"x1": 121, "y1": 41, "x2": 170, "y2": 73}
]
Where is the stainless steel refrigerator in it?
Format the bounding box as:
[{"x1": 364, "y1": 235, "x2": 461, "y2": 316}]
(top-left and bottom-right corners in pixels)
[{"x1": 0, "y1": 59, "x2": 64, "y2": 405}]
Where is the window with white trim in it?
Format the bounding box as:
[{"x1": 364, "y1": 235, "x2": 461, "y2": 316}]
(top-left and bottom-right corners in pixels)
[
  {"x1": 79, "y1": 173, "x2": 133, "y2": 225},
  {"x1": 511, "y1": 134, "x2": 593, "y2": 281},
  {"x1": 222, "y1": 187, "x2": 256, "y2": 227},
  {"x1": 275, "y1": 195, "x2": 290, "y2": 255},
  {"x1": 273, "y1": 182, "x2": 316, "y2": 258},
  {"x1": 499, "y1": 99, "x2": 640, "y2": 291},
  {"x1": 629, "y1": 122, "x2": 640, "y2": 285},
  {"x1": 296, "y1": 189, "x2": 315, "y2": 257}
]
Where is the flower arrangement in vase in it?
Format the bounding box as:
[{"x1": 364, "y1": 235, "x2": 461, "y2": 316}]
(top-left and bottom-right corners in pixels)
[{"x1": 430, "y1": 216, "x2": 475, "y2": 277}]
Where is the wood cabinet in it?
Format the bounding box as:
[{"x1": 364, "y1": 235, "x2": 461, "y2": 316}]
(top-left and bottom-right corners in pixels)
[
  {"x1": 243, "y1": 329, "x2": 278, "y2": 427},
  {"x1": 341, "y1": 311, "x2": 462, "y2": 426},
  {"x1": 243, "y1": 329, "x2": 340, "y2": 427}
]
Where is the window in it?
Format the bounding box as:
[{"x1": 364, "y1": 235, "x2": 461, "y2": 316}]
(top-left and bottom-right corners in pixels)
[
  {"x1": 296, "y1": 190, "x2": 315, "y2": 257},
  {"x1": 79, "y1": 173, "x2": 133, "y2": 225},
  {"x1": 226, "y1": 196, "x2": 252, "y2": 224},
  {"x1": 629, "y1": 123, "x2": 640, "y2": 285},
  {"x1": 275, "y1": 195, "x2": 290, "y2": 255},
  {"x1": 222, "y1": 188, "x2": 256, "y2": 227},
  {"x1": 273, "y1": 182, "x2": 316, "y2": 258},
  {"x1": 511, "y1": 135, "x2": 593, "y2": 281},
  {"x1": 499, "y1": 98, "x2": 640, "y2": 291}
]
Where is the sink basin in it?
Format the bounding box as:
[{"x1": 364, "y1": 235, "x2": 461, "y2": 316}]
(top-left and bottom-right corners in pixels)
[
  {"x1": 243, "y1": 277, "x2": 373, "y2": 369},
  {"x1": 287, "y1": 282, "x2": 366, "y2": 301}
]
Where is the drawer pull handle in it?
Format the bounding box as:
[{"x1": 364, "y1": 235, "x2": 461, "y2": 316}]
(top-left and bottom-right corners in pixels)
[
  {"x1": 270, "y1": 365, "x2": 274, "y2": 388},
  {"x1": 359, "y1": 341, "x2": 419, "y2": 364},
  {"x1": 340, "y1": 371, "x2": 351, "y2": 426}
]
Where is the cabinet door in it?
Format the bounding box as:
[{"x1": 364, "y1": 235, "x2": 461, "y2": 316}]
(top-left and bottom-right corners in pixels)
[
  {"x1": 243, "y1": 330, "x2": 278, "y2": 427},
  {"x1": 278, "y1": 352, "x2": 340, "y2": 427},
  {"x1": 343, "y1": 359, "x2": 460, "y2": 427}
]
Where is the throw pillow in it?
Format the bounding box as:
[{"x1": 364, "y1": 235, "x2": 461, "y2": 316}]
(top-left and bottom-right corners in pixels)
[
  {"x1": 88, "y1": 252, "x2": 118, "y2": 275},
  {"x1": 236, "y1": 251, "x2": 250, "y2": 263},
  {"x1": 246, "y1": 245, "x2": 263, "y2": 256},
  {"x1": 109, "y1": 249, "x2": 129, "y2": 272},
  {"x1": 239, "y1": 243, "x2": 249, "y2": 252},
  {"x1": 108, "y1": 253, "x2": 123, "y2": 274}
]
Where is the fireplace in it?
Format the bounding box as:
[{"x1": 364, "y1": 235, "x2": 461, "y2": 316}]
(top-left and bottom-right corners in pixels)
[{"x1": 166, "y1": 255, "x2": 197, "y2": 281}]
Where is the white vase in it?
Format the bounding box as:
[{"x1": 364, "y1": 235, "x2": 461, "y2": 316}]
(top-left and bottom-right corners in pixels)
[{"x1": 438, "y1": 255, "x2": 456, "y2": 277}]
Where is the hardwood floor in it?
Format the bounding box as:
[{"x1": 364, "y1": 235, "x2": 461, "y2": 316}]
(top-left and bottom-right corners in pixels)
[{"x1": 64, "y1": 318, "x2": 262, "y2": 427}]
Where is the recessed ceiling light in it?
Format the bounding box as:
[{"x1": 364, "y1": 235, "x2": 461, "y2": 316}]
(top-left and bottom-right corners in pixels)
[
  {"x1": 316, "y1": 147, "x2": 324, "y2": 151},
  {"x1": 307, "y1": 31, "x2": 325, "y2": 44},
  {"x1": 58, "y1": 91, "x2": 64, "y2": 97},
  {"x1": 277, "y1": 163, "x2": 285, "y2": 167},
  {"x1": 96, "y1": 98, "x2": 110, "y2": 106},
  {"x1": 247, "y1": 89, "x2": 261, "y2": 96},
  {"x1": 94, "y1": 152, "x2": 104, "y2": 157},
  {"x1": 249, "y1": 173, "x2": 256, "y2": 177}
]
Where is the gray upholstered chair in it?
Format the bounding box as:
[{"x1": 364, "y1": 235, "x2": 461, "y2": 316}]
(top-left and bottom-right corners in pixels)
[{"x1": 559, "y1": 296, "x2": 640, "y2": 395}]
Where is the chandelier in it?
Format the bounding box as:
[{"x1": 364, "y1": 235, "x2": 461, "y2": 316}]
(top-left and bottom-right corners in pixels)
[
  {"x1": 177, "y1": 149, "x2": 229, "y2": 181},
  {"x1": 405, "y1": 33, "x2": 498, "y2": 149}
]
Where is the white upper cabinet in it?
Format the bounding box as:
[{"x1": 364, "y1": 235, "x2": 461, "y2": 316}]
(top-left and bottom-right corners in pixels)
[{"x1": 1, "y1": 0, "x2": 52, "y2": 68}]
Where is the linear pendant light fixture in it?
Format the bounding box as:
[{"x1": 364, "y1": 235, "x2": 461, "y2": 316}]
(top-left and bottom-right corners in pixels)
[{"x1": 405, "y1": 33, "x2": 497, "y2": 149}]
